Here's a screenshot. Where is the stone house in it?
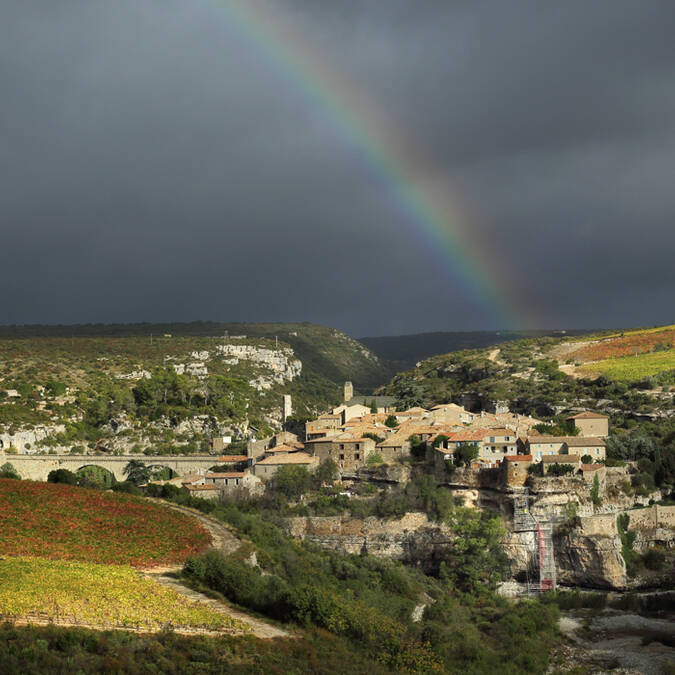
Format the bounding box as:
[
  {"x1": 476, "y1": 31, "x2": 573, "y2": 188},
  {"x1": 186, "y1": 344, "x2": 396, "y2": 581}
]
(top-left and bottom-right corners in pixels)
[
  {"x1": 479, "y1": 428, "x2": 517, "y2": 465},
  {"x1": 253, "y1": 452, "x2": 318, "y2": 479},
  {"x1": 440, "y1": 429, "x2": 487, "y2": 459},
  {"x1": 305, "y1": 434, "x2": 376, "y2": 473},
  {"x1": 562, "y1": 436, "x2": 606, "y2": 461},
  {"x1": 332, "y1": 403, "x2": 371, "y2": 423},
  {"x1": 526, "y1": 436, "x2": 568, "y2": 461},
  {"x1": 375, "y1": 433, "x2": 410, "y2": 463},
  {"x1": 501, "y1": 455, "x2": 532, "y2": 487},
  {"x1": 204, "y1": 470, "x2": 263, "y2": 495},
  {"x1": 566, "y1": 412, "x2": 609, "y2": 438},
  {"x1": 247, "y1": 431, "x2": 301, "y2": 460},
  {"x1": 430, "y1": 403, "x2": 474, "y2": 425},
  {"x1": 305, "y1": 414, "x2": 342, "y2": 439}
]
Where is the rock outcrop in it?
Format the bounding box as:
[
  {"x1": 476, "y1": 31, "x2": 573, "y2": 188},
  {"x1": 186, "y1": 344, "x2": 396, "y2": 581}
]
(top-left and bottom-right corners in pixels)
[{"x1": 284, "y1": 512, "x2": 451, "y2": 572}]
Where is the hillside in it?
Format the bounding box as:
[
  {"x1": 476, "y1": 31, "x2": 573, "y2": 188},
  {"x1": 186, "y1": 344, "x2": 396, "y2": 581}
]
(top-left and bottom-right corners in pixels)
[
  {"x1": 380, "y1": 324, "x2": 675, "y2": 422},
  {"x1": 0, "y1": 479, "x2": 247, "y2": 634},
  {"x1": 0, "y1": 479, "x2": 210, "y2": 566},
  {"x1": 360, "y1": 329, "x2": 592, "y2": 371},
  {"x1": 0, "y1": 322, "x2": 391, "y2": 453}
]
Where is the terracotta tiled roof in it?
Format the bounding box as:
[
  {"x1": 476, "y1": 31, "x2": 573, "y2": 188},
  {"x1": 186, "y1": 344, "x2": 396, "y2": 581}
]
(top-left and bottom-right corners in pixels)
[
  {"x1": 265, "y1": 444, "x2": 297, "y2": 453},
  {"x1": 527, "y1": 435, "x2": 569, "y2": 444},
  {"x1": 206, "y1": 472, "x2": 246, "y2": 479},
  {"x1": 483, "y1": 428, "x2": 515, "y2": 436},
  {"x1": 447, "y1": 429, "x2": 489, "y2": 442},
  {"x1": 217, "y1": 455, "x2": 248, "y2": 462},
  {"x1": 505, "y1": 455, "x2": 532, "y2": 462},
  {"x1": 566, "y1": 412, "x2": 609, "y2": 420},
  {"x1": 377, "y1": 434, "x2": 408, "y2": 447},
  {"x1": 563, "y1": 437, "x2": 606, "y2": 447},
  {"x1": 580, "y1": 464, "x2": 604, "y2": 471},
  {"x1": 256, "y1": 452, "x2": 318, "y2": 466},
  {"x1": 541, "y1": 454, "x2": 581, "y2": 463}
]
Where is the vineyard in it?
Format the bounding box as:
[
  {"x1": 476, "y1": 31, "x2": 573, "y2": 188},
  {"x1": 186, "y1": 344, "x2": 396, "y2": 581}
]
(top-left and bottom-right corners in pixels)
[
  {"x1": 581, "y1": 349, "x2": 675, "y2": 382},
  {"x1": 0, "y1": 480, "x2": 211, "y2": 567},
  {"x1": 567, "y1": 327, "x2": 675, "y2": 363},
  {"x1": 0, "y1": 557, "x2": 248, "y2": 633}
]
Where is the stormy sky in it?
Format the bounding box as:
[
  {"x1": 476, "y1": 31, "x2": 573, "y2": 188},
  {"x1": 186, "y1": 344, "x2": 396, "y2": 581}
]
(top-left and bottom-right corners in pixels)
[{"x1": 2, "y1": 1, "x2": 674, "y2": 336}]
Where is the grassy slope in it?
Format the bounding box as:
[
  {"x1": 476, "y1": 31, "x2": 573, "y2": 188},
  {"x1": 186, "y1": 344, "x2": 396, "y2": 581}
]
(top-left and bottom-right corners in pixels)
[{"x1": 360, "y1": 329, "x2": 589, "y2": 371}]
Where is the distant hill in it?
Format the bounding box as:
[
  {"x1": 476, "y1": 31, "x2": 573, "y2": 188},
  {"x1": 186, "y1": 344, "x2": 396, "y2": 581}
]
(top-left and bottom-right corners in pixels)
[
  {"x1": 379, "y1": 324, "x2": 675, "y2": 421},
  {"x1": 360, "y1": 329, "x2": 592, "y2": 371},
  {"x1": 0, "y1": 322, "x2": 392, "y2": 449},
  {"x1": 0, "y1": 321, "x2": 392, "y2": 393}
]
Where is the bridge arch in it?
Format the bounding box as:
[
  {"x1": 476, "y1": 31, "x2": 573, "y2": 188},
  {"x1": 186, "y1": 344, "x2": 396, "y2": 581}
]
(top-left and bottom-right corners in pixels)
[
  {"x1": 147, "y1": 465, "x2": 177, "y2": 481},
  {"x1": 76, "y1": 464, "x2": 116, "y2": 489}
]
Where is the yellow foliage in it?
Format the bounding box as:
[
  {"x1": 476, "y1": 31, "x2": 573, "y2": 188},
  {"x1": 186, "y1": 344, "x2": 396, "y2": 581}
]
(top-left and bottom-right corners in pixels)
[{"x1": 0, "y1": 557, "x2": 249, "y2": 633}]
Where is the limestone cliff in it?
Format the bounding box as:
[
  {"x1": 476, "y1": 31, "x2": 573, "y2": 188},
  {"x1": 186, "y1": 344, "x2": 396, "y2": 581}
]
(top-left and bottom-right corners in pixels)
[{"x1": 284, "y1": 512, "x2": 451, "y2": 572}]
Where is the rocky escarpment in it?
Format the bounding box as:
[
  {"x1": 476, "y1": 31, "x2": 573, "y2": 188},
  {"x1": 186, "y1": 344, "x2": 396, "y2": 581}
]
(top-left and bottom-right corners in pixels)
[
  {"x1": 501, "y1": 520, "x2": 627, "y2": 589},
  {"x1": 284, "y1": 512, "x2": 451, "y2": 573}
]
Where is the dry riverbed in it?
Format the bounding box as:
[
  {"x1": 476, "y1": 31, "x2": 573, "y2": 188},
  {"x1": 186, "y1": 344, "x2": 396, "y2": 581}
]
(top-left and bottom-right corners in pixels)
[{"x1": 552, "y1": 609, "x2": 674, "y2": 674}]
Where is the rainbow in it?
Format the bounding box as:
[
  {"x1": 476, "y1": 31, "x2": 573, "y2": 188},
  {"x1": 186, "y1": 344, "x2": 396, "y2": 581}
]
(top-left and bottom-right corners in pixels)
[{"x1": 204, "y1": 0, "x2": 527, "y2": 328}]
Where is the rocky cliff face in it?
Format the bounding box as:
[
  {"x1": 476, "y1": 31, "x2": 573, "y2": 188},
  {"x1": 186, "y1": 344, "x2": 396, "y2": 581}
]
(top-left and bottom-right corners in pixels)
[
  {"x1": 284, "y1": 512, "x2": 451, "y2": 572},
  {"x1": 501, "y1": 522, "x2": 627, "y2": 589}
]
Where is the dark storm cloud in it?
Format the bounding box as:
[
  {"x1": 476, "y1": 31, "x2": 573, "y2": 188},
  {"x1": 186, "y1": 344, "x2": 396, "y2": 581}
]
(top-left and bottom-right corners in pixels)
[{"x1": 1, "y1": 0, "x2": 674, "y2": 335}]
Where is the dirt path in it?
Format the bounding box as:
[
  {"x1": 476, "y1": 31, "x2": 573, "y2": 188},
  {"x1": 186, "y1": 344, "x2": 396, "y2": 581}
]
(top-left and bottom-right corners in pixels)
[
  {"x1": 150, "y1": 575, "x2": 291, "y2": 639},
  {"x1": 143, "y1": 500, "x2": 241, "y2": 574},
  {"x1": 487, "y1": 348, "x2": 507, "y2": 367},
  {"x1": 142, "y1": 499, "x2": 293, "y2": 639}
]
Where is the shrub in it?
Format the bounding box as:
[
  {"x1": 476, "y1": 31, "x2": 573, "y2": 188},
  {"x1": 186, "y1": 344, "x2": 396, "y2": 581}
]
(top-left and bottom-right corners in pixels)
[
  {"x1": 642, "y1": 548, "x2": 666, "y2": 571},
  {"x1": 590, "y1": 474, "x2": 601, "y2": 506},
  {"x1": 0, "y1": 463, "x2": 20, "y2": 480},
  {"x1": 545, "y1": 463, "x2": 575, "y2": 476},
  {"x1": 384, "y1": 415, "x2": 398, "y2": 429},
  {"x1": 47, "y1": 469, "x2": 78, "y2": 485},
  {"x1": 366, "y1": 453, "x2": 383, "y2": 466},
  {"x1": 274, "y1": 465, "x2": 311, "y2": 500}
]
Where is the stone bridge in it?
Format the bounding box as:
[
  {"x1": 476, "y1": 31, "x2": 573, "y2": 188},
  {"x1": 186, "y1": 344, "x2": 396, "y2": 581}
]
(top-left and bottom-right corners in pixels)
[{"x1": 1, "y1": 454, "x2": 220, "y2": 482}]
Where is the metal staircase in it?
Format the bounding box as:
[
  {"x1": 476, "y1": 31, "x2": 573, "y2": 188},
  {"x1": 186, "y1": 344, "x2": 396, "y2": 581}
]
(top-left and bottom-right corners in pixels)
[{"x1": 511, "y1": 487, "x2": 556, "y2": 593}]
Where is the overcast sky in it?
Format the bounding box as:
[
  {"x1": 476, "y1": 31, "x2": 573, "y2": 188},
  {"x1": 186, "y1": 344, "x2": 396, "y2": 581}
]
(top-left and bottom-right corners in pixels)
[{"x1": 2, "y1": 1, "x2": 674, "y2": 336}]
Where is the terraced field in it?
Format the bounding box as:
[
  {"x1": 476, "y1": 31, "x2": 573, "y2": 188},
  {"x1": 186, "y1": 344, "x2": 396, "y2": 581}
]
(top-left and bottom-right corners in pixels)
[
  {"x1": 581, "y1": 349, "x2": 675, "y2": 382},
  {"x1": 0, "y1": 479, "x2": 211, "y2": 567},
  {"x1": 0, "y1": 557, "x2": 247, "y2": 633},
  {"x1": 567, "y1": 327, "x2": 675, "y2": 363}
]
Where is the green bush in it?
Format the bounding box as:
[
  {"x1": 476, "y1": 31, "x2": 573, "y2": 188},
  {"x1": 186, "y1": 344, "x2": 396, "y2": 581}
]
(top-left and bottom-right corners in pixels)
[
  {"x1": 0, "y1": 462, "x2": 21, "y2": 480},
  {"x1": 47, "y1": 468, "x2": 78, "y2": 485}
]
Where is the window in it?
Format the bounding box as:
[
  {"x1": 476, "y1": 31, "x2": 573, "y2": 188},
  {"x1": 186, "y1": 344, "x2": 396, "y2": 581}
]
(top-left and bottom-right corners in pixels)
[
  {"x1": 339, "y1": 444, "x2": 344, "y2": 450},
  {"x1": 490, "y1": 437, "x2": 495, "y2": 443},
  {"x1": 355, "y1": 453, "x2": 360, "y2": 460},
  {"x1": 340, "y1": 454, "x2": 345, "y2": 460}
]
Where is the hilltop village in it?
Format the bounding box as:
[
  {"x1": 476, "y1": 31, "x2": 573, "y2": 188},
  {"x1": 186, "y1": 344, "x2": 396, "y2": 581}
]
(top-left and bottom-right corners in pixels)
[{"x1": 169, "y1": 381, "x2": 610, "y2": 500}]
